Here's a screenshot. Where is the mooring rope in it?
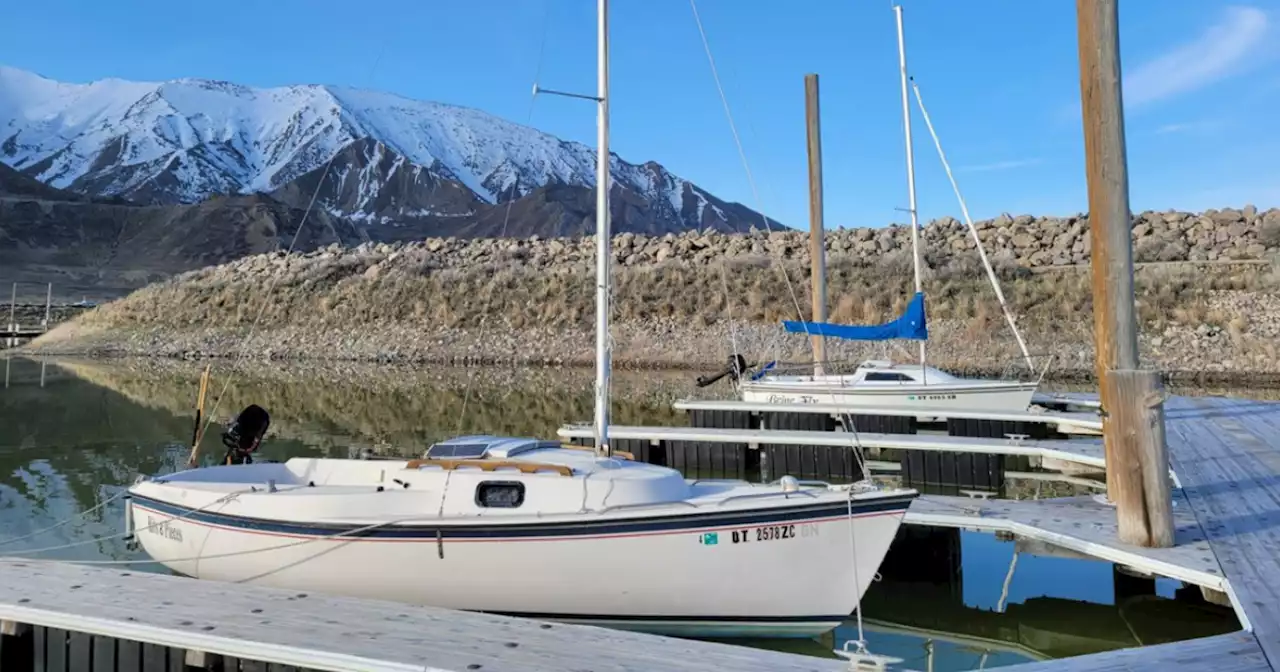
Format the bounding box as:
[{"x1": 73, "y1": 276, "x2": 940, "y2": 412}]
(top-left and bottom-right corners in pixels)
[
  {"x1": 846, "y1": 487, "x2": 867, "y2": 655},
  {"x1": 4, "y1": 514, "x2": 423, "y2": 569},
  {"x1": 0, "y1": 487, "x2": 130, "y2": 547},
  {"x1": 1, "y1": 487, "x2": 252, "y2": 557}
]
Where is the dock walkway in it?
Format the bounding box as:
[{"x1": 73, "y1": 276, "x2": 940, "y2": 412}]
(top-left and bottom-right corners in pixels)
[
  {"x1": 0, "y1": 560, "x2": 850, "y2": 672},
  {"x1": 563, "y1": 393, "x2": 1280, "y2": 671},
  {"x1": 918, "y1": 393, "x2": 1280, "y2": 671},
  {"x1": 556, "y1": 423, "x2": 1110, "y2": 471},
  {"x1": 906, "y1": 493, "x2": 1224, "y2": 592}
]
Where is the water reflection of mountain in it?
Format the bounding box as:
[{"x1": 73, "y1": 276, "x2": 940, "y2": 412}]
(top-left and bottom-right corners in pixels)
[
  {"x1": 0, "y1": 357, "x2": 324, "y2": 562},
  {"x1": 51, "y1": 357, "x2": 691, "y2": 457}
]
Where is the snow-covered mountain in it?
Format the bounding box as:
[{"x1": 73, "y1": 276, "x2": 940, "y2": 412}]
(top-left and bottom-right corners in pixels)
[{"x1": 0, "y1": 65, "x2": 773, "y2": 235}]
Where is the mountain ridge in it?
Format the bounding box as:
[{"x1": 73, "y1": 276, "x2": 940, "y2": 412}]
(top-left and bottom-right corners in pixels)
[{"x1": 0, "y1": 64, "x2": 779, "y2": 237}]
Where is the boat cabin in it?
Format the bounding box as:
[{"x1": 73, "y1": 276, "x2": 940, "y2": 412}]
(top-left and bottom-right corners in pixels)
[
  {"x1": 754, "y1": 360, "x2": 964, "y2": 386},
  {"x1": 422, "y1": 435, "x2": 568, "y2": 460}
]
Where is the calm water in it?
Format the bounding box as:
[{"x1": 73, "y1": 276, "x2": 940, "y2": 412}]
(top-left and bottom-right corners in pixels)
[{"x1": 0, "y1": 356, "x2": 1254, "y2": 669}]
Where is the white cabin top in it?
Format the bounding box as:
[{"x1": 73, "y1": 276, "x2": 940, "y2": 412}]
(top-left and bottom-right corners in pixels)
[
  {"x1": 853, "y1": 360, "x2": 963, "y2": 383},
  {"x1": 423, "y1": 435, "x2": 566, "y2": 460}
]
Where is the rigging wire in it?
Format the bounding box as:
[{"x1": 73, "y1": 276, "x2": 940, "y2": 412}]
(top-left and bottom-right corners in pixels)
[
  {"x1": 192, "y1": 45, "x2": 392, "y2": 466},
  {"x1": 454, "y1": 0, "x2": 552, "y2": 436},
  {"x1": 688, "y1": 0, "x2": 872, "y2": 484},
  {"x1": 909, "y1": 77, "x2": 1035, "y2": 373},
  {"x1": 687, "y1": 0, "x2": 815, "y2": 338}
]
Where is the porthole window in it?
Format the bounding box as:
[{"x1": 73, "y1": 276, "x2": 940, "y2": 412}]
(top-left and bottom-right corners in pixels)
[{"x1": 476, "y1": 481, "x2": 525, "y2": 508}]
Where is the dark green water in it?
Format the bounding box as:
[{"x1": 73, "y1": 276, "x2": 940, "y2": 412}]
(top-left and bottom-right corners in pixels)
[{"x1": 0, "y1": 356, "x2": 1249, "y2": 669}]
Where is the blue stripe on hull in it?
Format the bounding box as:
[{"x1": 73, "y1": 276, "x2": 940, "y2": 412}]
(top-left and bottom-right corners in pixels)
[{"x1": 128, "y1": 491, "x2": 912, "y2": 540}]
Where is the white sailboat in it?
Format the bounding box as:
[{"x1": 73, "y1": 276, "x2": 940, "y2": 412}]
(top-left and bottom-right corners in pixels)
[
  {"x1": 731, "y1": 5, "x2": 1046, "y2": 415},
  {"x1": 124, "y1": 0, "x2": 917, "y2": 639}
]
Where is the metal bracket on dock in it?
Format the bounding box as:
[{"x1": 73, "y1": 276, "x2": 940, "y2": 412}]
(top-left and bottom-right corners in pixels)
[
  {"x1": 834, "y1": 641, "x2": 903, "y2": 671},
  {"x1": 0, "y1": 619, "x2": 30, "y2": 636}
]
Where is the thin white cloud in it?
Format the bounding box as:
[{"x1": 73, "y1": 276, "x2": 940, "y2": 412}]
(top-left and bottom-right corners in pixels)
[
  {"x1": 1154, "y1": 119, "x2": 1225, "y2": 135},
  {"x1": 1124, "y1": 6, "x2": 1269, "y2": 107},
  {"x1": 956, "y1": 158, "x2": 1043, "y2": 174}
]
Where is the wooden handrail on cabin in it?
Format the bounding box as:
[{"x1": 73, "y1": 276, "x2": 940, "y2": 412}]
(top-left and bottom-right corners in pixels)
[{"x1": 404, "y1": 459, "x2": 574, "y2": 477}]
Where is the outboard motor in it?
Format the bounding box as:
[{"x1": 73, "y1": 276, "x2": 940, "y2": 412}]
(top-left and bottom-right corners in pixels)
[
  {"x1": 221, "y1": 404, "x2": 270, "y2": 465},
  {"x1": 695, "y1": 353, "x2": 751, "y2": 388}
]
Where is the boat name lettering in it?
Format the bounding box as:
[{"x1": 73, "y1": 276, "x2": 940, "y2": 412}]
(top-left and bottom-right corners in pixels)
[
  {"x1": 730, "y1": 525, "x2": 796, "y2": 543},
  {"x1": 767, "y1": 395, "x2": 818, "y2": 405},
  {"x1": 145, "y1": 516, "x2": 184, "y2": 542}
]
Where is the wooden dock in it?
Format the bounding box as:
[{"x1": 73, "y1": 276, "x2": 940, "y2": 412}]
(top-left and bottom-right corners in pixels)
[
  {"x1": 672, "y1": 398, "x2": 1103, "y2": 436},
  {"x1": 556, "y1": 423, "x2": 1111, "y2": 472},
  {"x1": 1, "y1": 393, "x2": 1276, "y2": 670},
  {"x1": 906, "y1": 494, "x2": 1225, "y2": 593},
  {"x1": 0, "y1": 559, "x2": 853, "y2": 672},
  {"x1": 560, "y1": 393, "x2": 1280, "y2": 671},
  {"x1": 1157, "y1": 395, "x2": 1280, "y2": 668}
]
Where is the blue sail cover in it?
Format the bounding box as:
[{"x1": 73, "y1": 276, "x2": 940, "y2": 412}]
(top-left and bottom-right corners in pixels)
[{"x1": 781, "y1": 291, "x2": 928, "y2": 341}]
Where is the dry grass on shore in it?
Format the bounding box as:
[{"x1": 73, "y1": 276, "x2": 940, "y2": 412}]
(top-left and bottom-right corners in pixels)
[{"x1": 81, "y1": 252, "x2": 1279, "y2": 334}]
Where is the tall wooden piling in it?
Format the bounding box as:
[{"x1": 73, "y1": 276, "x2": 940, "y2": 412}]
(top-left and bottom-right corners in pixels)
[
  {"x1": 804, "y1": 73, "x2": 827, "y2": 376},
  {"x1": 1075, "y1": 0, "x2": 1173, "y2": 547},
  {"x1": 6, "y1": 283, "x2": 14, "y2": 333},
  {"x1": 42, "y1": 283, "x2": 52, "y2": 331}
]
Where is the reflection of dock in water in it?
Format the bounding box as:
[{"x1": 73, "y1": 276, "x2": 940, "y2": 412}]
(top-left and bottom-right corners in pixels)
[{"x1": 860, "y1": 527, "x2": 1239, "y2": 666}]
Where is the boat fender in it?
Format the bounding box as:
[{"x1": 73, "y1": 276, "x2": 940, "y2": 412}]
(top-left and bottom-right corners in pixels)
[{"x1": 437, "y1": 528, "x2": 444, "y2": 559}]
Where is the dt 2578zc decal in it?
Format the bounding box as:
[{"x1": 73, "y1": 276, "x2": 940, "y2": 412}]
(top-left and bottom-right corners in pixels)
[{"x1": 729, "y1": 524, "x2": 797, "y2": 543}]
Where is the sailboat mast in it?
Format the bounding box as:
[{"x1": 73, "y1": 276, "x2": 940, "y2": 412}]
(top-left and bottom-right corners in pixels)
[
  {"x1": 593, "y1": 0, "x2": 612, "y2": 457},
  {"x1": 893, "y1": 5, "x2": 926, "y2": 379}
]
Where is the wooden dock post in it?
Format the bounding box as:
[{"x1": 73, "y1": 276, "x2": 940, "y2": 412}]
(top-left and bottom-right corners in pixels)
[
  {"x1": 41, "y1": 283, "x2": 51, "y2": 331},
  {"x1": 1075, "y1": 0, "x2": 1174, "y2": 547},
  {"x1": 6, "y1": 283, "x2": 14, "y2": 334},
  {"x1": 804, "y1": 73, "x2": 827, "y2": 376}
]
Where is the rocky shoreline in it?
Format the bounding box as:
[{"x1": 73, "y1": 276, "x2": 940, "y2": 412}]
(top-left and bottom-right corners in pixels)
[
  {"x1": 26, "y1": 305, "x2": 1280, "y2": 387},
  {"x1": 21, "y1": 206, "x2": 1280, "y2": 384}
]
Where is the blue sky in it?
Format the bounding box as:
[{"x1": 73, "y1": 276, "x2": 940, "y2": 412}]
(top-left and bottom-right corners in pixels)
[{"x1": 2, "y1": 0, "x2": 1278, "y2": 229}]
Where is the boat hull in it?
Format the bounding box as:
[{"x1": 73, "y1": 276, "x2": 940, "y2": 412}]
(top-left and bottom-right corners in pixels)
[
  {"x1": 128, "y1": 493, "x2": 910, "y2": 638},
  {"x1": 740, "y1": 381, "x2": 1039, "y2": 414}
]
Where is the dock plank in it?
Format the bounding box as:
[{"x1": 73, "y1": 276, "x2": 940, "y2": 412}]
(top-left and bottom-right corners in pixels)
[
  {"x1": 906, "y1": 493, "x2": 1224, "y2": 591},
  {"x1": 1004, "y1": 632, "x2": 1267, "y2": 671},
  {"x1": 558, "y1": 424, "x2": 1108, "y2": 469},
  {"x1": 0, "y1": 559, "x2": 849, "y2": 672},
  {"x1": 1164, "y1": 395, "x2": 1280, "y2": 669}
]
